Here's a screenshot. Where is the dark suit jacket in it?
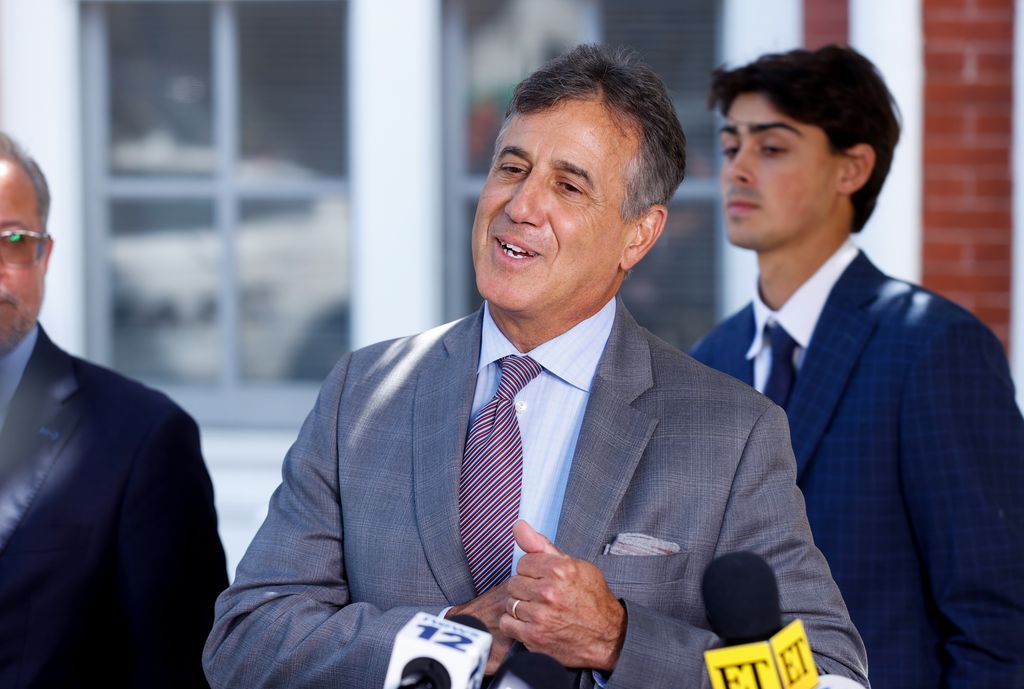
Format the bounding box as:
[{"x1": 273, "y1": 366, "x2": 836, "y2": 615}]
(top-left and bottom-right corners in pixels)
[
  {"x1": 0, "y1": 328, "x2": 228, "y2": 688},
  {"x1": 204, "y1": 300, "x2": 867, "y2": 689},
  {"x1": 691, "y1": 253, "x2": 1024, "y2": 688}
]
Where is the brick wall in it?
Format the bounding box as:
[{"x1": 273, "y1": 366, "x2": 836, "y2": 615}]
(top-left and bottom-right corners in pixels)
[
  {"x1": 923, "y1": 0, "x2": 1015, "y2": 347},
  {"x1": 804, "y1": 0, "x2": 848, "y2": 48}
]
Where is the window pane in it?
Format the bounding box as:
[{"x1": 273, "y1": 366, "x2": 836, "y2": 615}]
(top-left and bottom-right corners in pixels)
[
  {"x1": 464, "y1": 0, "x2": 593, "y2": 175},
  {"x1": 620, "y1": 201, "x2": 717, "y2": 350},
  {"x1": 238, "y1": 198, "x2": 349, "y2": 382},
  {"x1": 238, "y1": 2, "x2": 346, "y2": 179},
  {"x1": 111, "y1": 201, "x2": 220, "y2": 382},
  {"x1": 602, "y1": 0, "x2": 718, "y2": 179},
  {"x1": 108, "y1": 3, "x2": 214, "y2": 176}
]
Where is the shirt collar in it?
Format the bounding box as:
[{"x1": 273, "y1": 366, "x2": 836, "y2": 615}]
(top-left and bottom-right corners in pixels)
[
  {"x1": 0, "y1": 324, "x2": 39, "y2": 413},
  {"x1": 747, "y1": 240, "x2": 859, "y2": 360},
  {"x1": 479, "y1": 298, "x2": 616, "y2": 392}
]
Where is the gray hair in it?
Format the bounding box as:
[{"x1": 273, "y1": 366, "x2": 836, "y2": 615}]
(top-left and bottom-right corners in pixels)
[
  {"x1": 498, "y1": 44, "x2": 687, "y2": 220},
  {"x1": 0, "y1": 131, "x2": 51, "y2": 231}
]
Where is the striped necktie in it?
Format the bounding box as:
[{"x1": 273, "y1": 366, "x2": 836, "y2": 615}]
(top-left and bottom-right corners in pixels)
[{"x1": 458, "y1": 355, "x2": 543, "y2": 593}]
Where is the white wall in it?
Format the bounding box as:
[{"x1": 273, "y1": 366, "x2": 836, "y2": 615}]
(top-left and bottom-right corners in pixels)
[
  {"x1": 719, "y1": 0, "x2": 803, "y2": 316},
  {"x1": 0, "y1": 0, "x2": 84, "y2": 355},
  {"x1": 850, "y1": 0, "x2": 924, "y2": 283},
  {"x1": 350, "y1": 0, "x2": 443, "y2": 348}
]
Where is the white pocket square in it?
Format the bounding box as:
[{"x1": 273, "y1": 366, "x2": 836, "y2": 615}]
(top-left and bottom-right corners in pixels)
[{"x1": 603, "y1": 532, "x2": 680, "y2": 555}]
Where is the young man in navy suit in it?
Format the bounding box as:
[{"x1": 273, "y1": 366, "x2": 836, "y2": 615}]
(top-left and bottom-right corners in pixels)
[
  {"x1": 691, "y1": 45, "x2": 1024, "y2": 687},
  {"x1": 0, "y1": 131, "x2": 227, "y2": 688}
]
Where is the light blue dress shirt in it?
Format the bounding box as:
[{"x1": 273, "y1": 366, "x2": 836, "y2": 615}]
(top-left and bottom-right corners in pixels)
[
  {"x1": 0, "y1": 324, "x2": 38, "y2": 432},
  {"x1": 473, "y1": 298, "x2": 616, "y2": 571}
]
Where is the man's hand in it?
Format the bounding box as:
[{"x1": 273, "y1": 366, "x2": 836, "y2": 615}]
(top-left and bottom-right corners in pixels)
[
  {"x1": 446, "y1": 583, "x2": 514, "y2": 674},
  {"x1": 501, "y1": 520, "x2": 627, "y2": 671}
]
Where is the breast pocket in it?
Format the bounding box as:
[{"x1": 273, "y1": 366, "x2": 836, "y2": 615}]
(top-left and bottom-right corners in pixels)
[{"x1": 594, "y1": 551, "x2": 692, "y2": 606}]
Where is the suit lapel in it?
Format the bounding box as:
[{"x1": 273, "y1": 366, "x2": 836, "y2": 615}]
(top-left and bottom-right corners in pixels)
[
  {"x1": 787, "y1": 254, "x2": 885, "y2": 479},
  {"x1": 412, "y1": 312, "x2": 482, "y2": 604},
  {"x1": 0, "y1": 329, "x2": 80, "y2": 555},
  {"x1": 555, "y1": 301, "x2": 658, "y2": 561},
  {"x1": 718, "y1": 306, "x2": 756, "y2": 386}
]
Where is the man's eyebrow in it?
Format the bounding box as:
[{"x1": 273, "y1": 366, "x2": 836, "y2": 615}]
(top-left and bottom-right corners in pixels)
[
  {"x1": 553, "y1": 160, "x2": 592, "y2": 185},
  {"x1": 720, "y1": 121, "x2": 803, "y2": 136},
  {"x1": 496, "y1": 145, "x2": 528, "y2": 160}
]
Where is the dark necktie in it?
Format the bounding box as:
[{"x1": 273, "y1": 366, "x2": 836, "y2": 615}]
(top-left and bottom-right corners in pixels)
[
  {"x1": 458, "y1": 355, "x2": 542, "y2": 594},
  {"x1": 763, "y1": 323, "x2": 798, "y2": 409}
]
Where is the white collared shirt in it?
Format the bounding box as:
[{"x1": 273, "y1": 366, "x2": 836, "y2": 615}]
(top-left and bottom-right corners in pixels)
[
  {"x1": 474, "y1": 297, "x2": 616, "y2": 571},
  {"x1": 747, "y1": 241, "x2": 859, "y2": 391}
]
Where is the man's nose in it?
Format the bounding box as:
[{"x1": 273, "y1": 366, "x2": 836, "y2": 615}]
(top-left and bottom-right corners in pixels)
[
  {"x1": 724, "y1": 148, "x2": 754, "y2": 186},
  {"x1": 505, "y1": 175, "x2": 545, "y2": 226}
]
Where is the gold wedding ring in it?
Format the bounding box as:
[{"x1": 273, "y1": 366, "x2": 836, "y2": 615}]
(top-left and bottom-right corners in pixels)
[{"x1": 511, "y1": 598, "x2": 522, "y2": 620}]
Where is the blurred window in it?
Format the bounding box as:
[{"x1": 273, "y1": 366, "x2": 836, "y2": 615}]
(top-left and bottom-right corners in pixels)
[
  {"x1": 444, "y1": 0, "x2": 721, "y2": 351},
  {"x1": 82, "y1": 1, "x2": 348, "y2": 426}
]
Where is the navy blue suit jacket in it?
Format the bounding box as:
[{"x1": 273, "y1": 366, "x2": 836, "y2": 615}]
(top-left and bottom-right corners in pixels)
[
  {"x1": 691, "y1": 253, "x2": 1024, "y2": 688},
  {"x1": 0, "y1": 328, "x2": 228, "y2": 688}
]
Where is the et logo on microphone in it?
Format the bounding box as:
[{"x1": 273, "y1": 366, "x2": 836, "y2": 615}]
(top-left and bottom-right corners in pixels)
[{"x1": 705, "y1": 620, "x2": 818, "y2": 689}]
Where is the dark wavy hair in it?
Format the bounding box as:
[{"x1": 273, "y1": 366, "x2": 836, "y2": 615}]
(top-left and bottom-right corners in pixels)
[
  {"x1": 500, "y1": 44, "x2": 687, "y2": 220},
  {"x1": 708, "y1": 44, "x2": 900, "y2": 232}
]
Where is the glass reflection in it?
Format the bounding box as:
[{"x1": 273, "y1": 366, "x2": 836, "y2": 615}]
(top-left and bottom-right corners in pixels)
[
  {"x1": 238, "y1": 197, "x2": 349, "y2": 382},
  {"x1": 111, "y1": 201, "x2": 220, "y2": 382},
  {"x1": 619, "y1": 201, "x2": 717, "y2": 351},
  {"x1": 238, "y1": 2, "x2": 346, "y2": 179},
  {"x1": 108, "y1": 4, "x2": 214, "y2": 176}
]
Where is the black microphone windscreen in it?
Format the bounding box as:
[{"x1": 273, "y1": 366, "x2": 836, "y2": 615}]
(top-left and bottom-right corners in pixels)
[
  {"x1": 448, "y1": 614, "x2": 488, "y2": 633},
  {"x1": 702, "y1": 551, "x2": 782, "y2": 644},
  {"x1": 490, "y1": 652, "x2": 573, "y2": 689}
]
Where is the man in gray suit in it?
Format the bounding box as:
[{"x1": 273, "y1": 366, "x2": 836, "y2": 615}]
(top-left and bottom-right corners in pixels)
[{"x1": 204, "y1": 45, "x2": 867, "y2": 688}]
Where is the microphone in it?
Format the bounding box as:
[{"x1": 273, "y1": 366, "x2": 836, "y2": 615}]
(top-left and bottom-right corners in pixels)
[
  {"x1": 489, "y1": 652, "x2": 574, "y2": 689},
  {"x1": 701, "y1": 552, "x2": 819, "y2": 689},
  {"x1": 382, "y1": 612, "x2": 492, "y2": 689}
]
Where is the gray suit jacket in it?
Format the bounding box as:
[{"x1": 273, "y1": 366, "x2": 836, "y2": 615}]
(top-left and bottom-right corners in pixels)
[{"x1": 204, "y1": 301, "x2": 867, "y2": 688}]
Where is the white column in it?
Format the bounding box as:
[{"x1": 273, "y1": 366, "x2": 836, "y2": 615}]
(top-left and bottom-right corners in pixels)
[
  {"x1": 0, "y1": 0, "x2": 84, "y2": 355},
  {"x1": 849, "y1": 0, "x2": 924, "y2": 284},
  {"x1": 719, "y1": 0, "x2": 803, "y2": 316},
  {"x1": 1013, "y1": 0, "x2": 1023, "y2": 409},
  {"x1": 349, "y1": 0, "x2": 442, "y2": 347}
]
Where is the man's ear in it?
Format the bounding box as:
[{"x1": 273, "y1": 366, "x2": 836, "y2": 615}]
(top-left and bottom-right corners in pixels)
[
  {"x1": 837, "y1": 143, "x2": 876, "y2": 195},
  {"x1": 620, "y1": 204, "x2": 666, "y2": 272}
]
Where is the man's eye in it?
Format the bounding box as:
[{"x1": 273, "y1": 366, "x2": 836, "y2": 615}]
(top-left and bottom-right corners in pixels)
[
  {"x1": 499, "y1": 164, "x2": 525, "y2": 175},
  {"x1": 560, "y1": 182, "x2": 581, "y2": 194},
  {"x1": 721, "y1": 146, "x2": 738, "y2": 159},
  {"x1": 762, "y1": 146, "x2": 784, "y2": 155}
]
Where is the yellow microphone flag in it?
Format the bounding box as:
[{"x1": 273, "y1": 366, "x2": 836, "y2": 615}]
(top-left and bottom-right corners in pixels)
[{"x1": 705, "y1": 620, "x2": 819, "y2": 689}]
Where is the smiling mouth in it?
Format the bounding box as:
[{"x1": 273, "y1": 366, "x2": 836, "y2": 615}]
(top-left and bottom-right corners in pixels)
[{"x1": 498, "y1": 239, "x2": 538, "y2": 259}]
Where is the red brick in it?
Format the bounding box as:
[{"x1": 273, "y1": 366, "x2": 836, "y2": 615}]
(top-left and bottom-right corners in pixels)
[
  {"x1": 924, "y1": 81, "x2": 1011, "y2": 105},
  {"x1": 925, "y1": 50, "x2": 967, "y2": 74},
  {"x1": 925, "y1": 17, "x2": 1013, "y2": 40},
  {"x1": 926, "y1": 195, "x2": 1011, "y2": 213},
  {"x1": 972, "y1": 241, "x2": 1013, "y2": 260},
  {"x1": 923, "y1": 241, "x2": 968, "y2": 263},
  {"x1": 976, "y1": 52, "x2": 1014, "y2": 75},
  {"x1": 923, "y1": 209, "x2": 1011, "y2": 228},
  {"x1": 923, "y1": 175, "x2": 971, "y2": 197},
  {"x1": 803, "y1": 0, "x2": 848, "y2": 48},
  {"x1": 974, "y1": 112, "x2": 1013, "y2": 134},
  {"x1": 925, "y1": 144, "x2": 1010, "y2": 167},
  {"x1": 974, "y1": 177, "x2": 1013, "y2": 196}
]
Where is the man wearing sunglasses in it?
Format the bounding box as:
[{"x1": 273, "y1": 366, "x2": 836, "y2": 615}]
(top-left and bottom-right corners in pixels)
[{"x1": 0, "y1": 131, "x2": 228, "y2": 688}]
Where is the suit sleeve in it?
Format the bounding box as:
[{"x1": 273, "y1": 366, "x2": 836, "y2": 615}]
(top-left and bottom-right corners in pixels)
[
  {"x1": 116, "y1": 403, "x2": 228, "y2": 689},
  {"x1": 602, "y1": 404, "x2": 869, "y2": 689},
  {"x1": 900, "y1": 321, "x2": 1024, "y2": 688},
  {"x1": 203, "y1": 354, "x2": 445, "y2": 689}
]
